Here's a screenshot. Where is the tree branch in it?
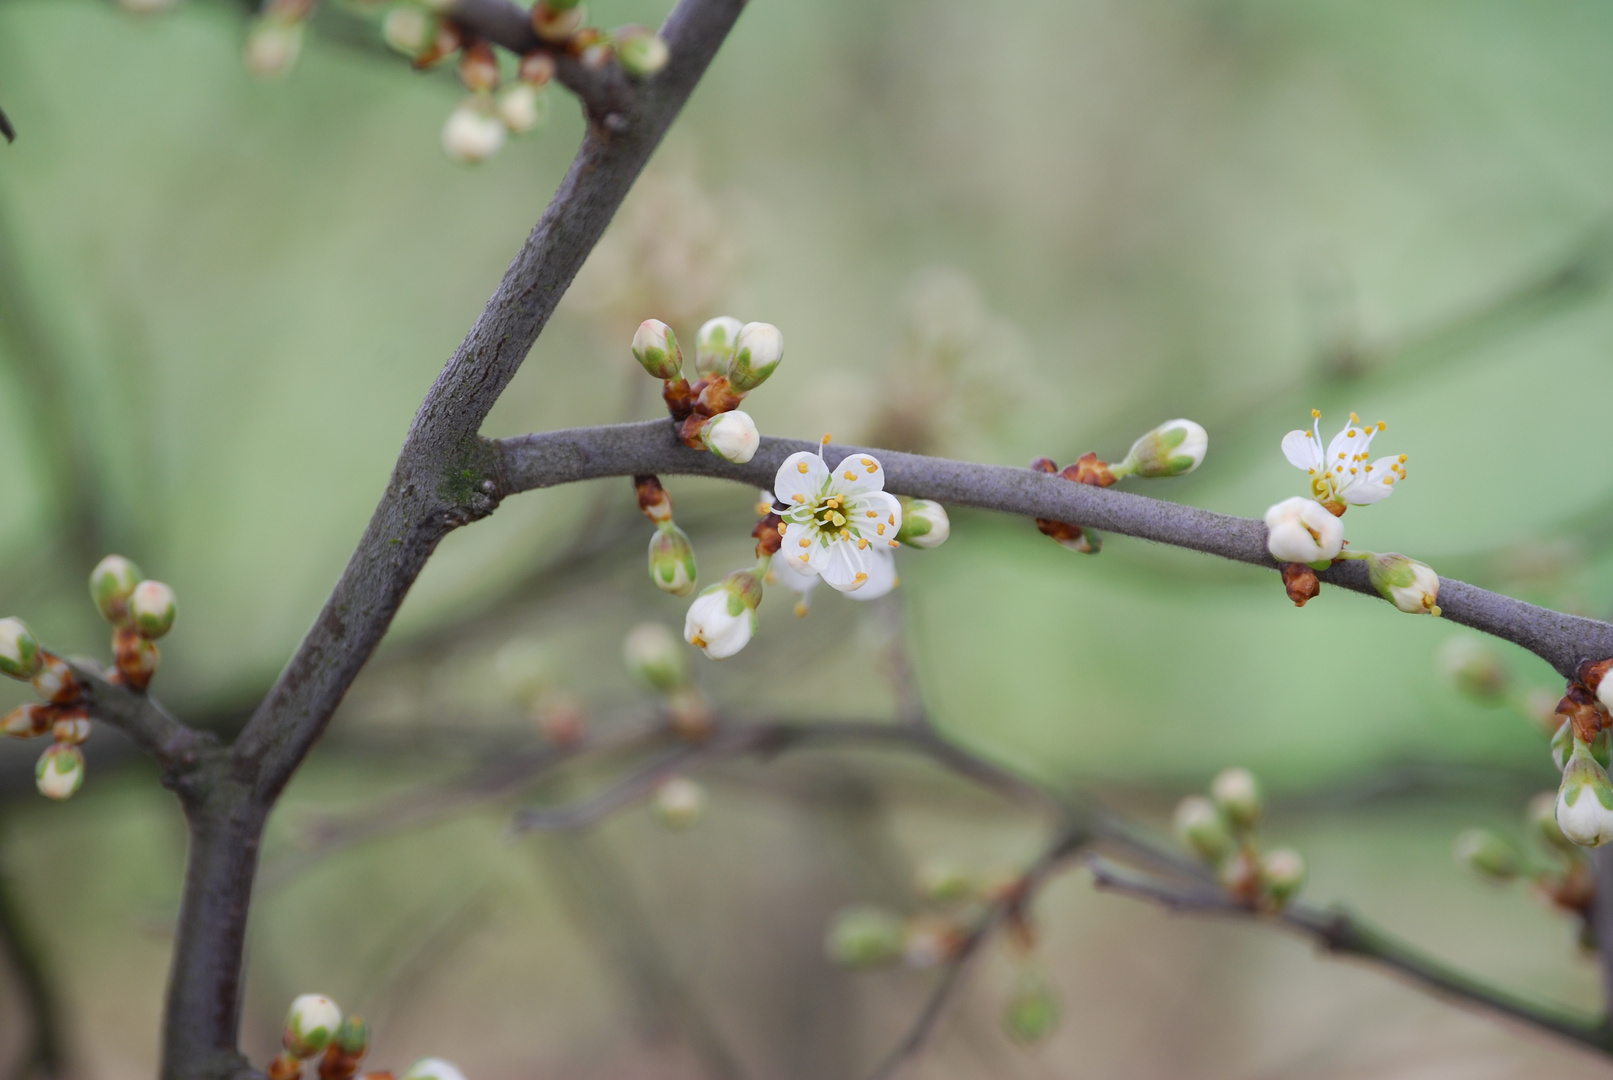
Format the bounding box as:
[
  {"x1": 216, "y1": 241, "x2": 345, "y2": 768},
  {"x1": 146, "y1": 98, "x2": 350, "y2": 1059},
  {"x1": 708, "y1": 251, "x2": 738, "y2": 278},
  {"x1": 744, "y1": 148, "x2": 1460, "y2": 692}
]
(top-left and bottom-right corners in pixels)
[
  {"x1": 495, "y1": 420, "x2": 1613, "y2": 678},
  {"x1": 444, "y1": 0, "x2": 635, "y2": 125}
]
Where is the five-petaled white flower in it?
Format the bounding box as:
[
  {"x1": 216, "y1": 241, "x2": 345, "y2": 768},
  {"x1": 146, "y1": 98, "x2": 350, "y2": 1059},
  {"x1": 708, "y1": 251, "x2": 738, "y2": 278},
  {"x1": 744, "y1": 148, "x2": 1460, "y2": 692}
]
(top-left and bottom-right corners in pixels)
[
  {"x1": 773, "y1": 441, "x2": 903, "y2": 593},
  {"x1": 1281, "y1": 409, "x2": 1406, "y2": 509}
]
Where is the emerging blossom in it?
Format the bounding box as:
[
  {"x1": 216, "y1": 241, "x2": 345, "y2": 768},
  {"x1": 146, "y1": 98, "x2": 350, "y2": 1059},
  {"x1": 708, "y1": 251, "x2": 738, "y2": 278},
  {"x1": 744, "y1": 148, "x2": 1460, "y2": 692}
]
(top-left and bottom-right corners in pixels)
[
  {"x1": 129, "y1": 580, "x2": 176, "y2": 639},
  {"x1": 1281, "y1": 409, "x2": 1406, "y2": 510},
  {"x1": 1365, "y1": 552, "x2": 1441, "y2": 616},
  {"x1": 1115, "y1": 418, "x2": 1208, "y2": 479},
  {"x1": 632, "y1": 319, "x2": 683, "y2": 380},
  {"x1": 283, "y1": 993, "x2": 342, "y2": 1058},
  {"x1": 1556, "y1": 737, "x2": 1613, "y2": 847},
  {"x1": 648, "y1": 524, "x2": 697, "y2": 596},
  {"x1": 623, "y1": 622, "x2": 687, "y2": 692},
  {"x1": 695, "y1": 315, "x2": 743, "y2": 376},
  {"x1": 1453, "y1": 828, "x2": 1521, "y2": 881},
  {"x1": 1264, "y1": 496, "x2": 1344, "y2": 564},
  {"x1": 35, "y1": 743, "x2": 83, "y2": 801},
  {"x1": 683, "y1": 570, "x2": 763, "y2": 659},
  {"x1": 613, "y1": 25, "x2": 671, "y2": 78},
  {"x1": 698, "y1": 410, "x2": 759, "y2": 463},
  {"x1": 775, "y1": 441, "x2": 902, "y2": 593},
  {"x1": 825, "y1": 905, "x2": 905, "y2": 969},
  {"x1": 1172, "y1": 795, "x2": 1231, "y2": 864},
  {"x1": 1259, "y1": 848, "x2": 1306, "y2": 905},
  {"x1": 442, "y1": 99, "x2": 507, "y2": 163},
  {"x1": 90, "y1": 554, "x2": 143, "y2": 624},
  {"x1": 496, "y1": 83, "x2": 548, "y2": 134},
  {"x1": 1210, "y1": 767, "x2": 1261, "y2": 831},
  {"x1": 895, "y1": 498, "x2": 950, "y2": 549},
  {"x1": 0, "y1": 617, "x2": 42, "y2": 680},
  {"x1": 727, "y1": 322, "x2": 784, "y2": 391}
]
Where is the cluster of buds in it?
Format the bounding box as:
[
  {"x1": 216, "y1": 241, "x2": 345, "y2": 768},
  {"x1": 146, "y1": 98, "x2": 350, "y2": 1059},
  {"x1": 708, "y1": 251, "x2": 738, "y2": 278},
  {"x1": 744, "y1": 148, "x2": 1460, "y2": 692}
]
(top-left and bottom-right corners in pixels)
[
  {"x1": 623, "y1": 621, "x2": 711, "y2": 739},
  {"x1": 1173, "y1": 768, "x2": 1305, "y2": 911},
  {"x1": 635, "y1": 475, "x2": 699, "y2": 597},
  {"x1": 1029, "y1": 418, "x2": 1207, "y2": 554},
  {"x1": 92, "y1": 555, "x2": 176, "y2": 690},
  {"x1": 1540, "y1": 659, "x2": 1613, "y2": 847},
  {"x1": 1453, "y1": 792, "x2": 1595, "y2": 944},
  {"x1": 268, "y1": 994, "x2": 465, "y2": 1080},
  {"x1": 636, "y1": 316, "x2": 781, "y2": 463}
]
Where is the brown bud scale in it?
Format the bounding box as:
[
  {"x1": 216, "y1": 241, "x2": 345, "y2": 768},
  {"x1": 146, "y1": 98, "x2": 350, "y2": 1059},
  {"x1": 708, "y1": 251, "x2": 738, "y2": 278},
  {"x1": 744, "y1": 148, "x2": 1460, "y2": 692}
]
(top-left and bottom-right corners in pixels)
[{"x1": 1281, "y1": 562, "x2": 1321, "y2": 607}]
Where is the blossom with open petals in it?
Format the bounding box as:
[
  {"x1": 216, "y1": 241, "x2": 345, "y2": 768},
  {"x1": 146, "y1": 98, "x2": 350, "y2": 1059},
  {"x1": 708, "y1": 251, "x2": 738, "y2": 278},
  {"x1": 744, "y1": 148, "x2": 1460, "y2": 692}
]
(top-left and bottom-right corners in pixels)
[
  {"x1": 1281, "y1": 410, "x2": 1406, "y2": 510},
  {"x1": 774, "y1": 442, "x2": 902, "y2": 593}
]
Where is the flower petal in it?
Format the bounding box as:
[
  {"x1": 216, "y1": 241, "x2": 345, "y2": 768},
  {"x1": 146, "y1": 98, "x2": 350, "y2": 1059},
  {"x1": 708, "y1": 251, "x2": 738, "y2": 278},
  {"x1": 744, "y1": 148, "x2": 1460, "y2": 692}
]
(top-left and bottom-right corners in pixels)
[
  {"x1": 774, "y1": 451, "x2": 828, "y2": 509},
  {"x1": 827, "y1": 452, "x2": 887, "y2": 498},
  {"x1": 770, "y1": 555, "x2": 819, "y2": 595},
  {"x1": 1343, "y1": 455, "x2": 1402, "y2": 504},
  {"x1": 847, "y1": 549, "x2": 898, "y2": 601},
  {"x1": 780, "y1": 520, "x2": 820, "y2": 573},
  {"x1": 847, "y1": 490, "x2": 902, "y2": 543},
  {"x1": 1280, "y1": 429, "x2": 1320, "y2": 471},
  {"x1": 814, "y1": 537, "x2": 875, "y2": 592}
]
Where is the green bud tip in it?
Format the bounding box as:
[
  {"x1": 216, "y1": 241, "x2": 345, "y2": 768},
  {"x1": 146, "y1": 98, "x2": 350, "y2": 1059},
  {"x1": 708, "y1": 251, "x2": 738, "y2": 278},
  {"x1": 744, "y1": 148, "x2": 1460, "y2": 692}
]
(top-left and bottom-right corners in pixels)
[
  {"x1": 333, "y1": 1015, "x2": 370, "y2": 1055},
  {"x1": 894, "y1": 498, "x2": 950, "y2": 549},
  {"x1": 632, "y1": 318, "x2": 683, "y2": 380},
  {"x1": 1259, "y1": 848, "x2": 1306, "y2": 903},
  {"x1": 90, "y1": 554, "x2": 144, "y2": 623},
  {"x1": 1209, "y1": 767, "x2": 1261, "y2": 831},
  {"x1": 695, "y1": 315, "x2": 743, "y2": 376},
  {"x1": 623, "y1": 622, "x2": 688, "y2": 693},
  {"x1": 128, "y1": 580, "x2": 176, "y2": 639},
  {"x1": 648, "y1": 523, "x2": 698, "y2": 597},
  {"x1": 1117, "y1": 418, "x2": 1208, "y2": 479},
  {"x1": 825, "y1": 905, "x2": 905, "y2": 969},
  {"x1": 1003, "y1": 977, "x2": 1061, "y2": 1044},
  {"x1": 913, "y1": 859, "x2": 975, "y2": 903},
  {"x1": 0, "y1": 617, "x2": 42, "y2": 681},
  {"x1": 1556, "y1": 738, "x2": 1613, "y2": 847},
  {"x1": 1172, "y1": 794, "x2": 1232, "y2": 864},
  {"x1": 34, "y1": 743, "x2": 84, "y2": 801},
  {"x1": 726, "y1": 321, "x2": 784, "y2": 392},
  {"x1": 283, "y1": 993, "x2": 342, "y2": 1059},
  {"x1": 1453, "y1": 828, "x2": 1521, "y2": 881},
  {"x1": 1366, "y1": 552, "x2": 1441, "y2": 616},
  {"x1": 613, "y1": 26, "x2": 670, "y2": 78}
]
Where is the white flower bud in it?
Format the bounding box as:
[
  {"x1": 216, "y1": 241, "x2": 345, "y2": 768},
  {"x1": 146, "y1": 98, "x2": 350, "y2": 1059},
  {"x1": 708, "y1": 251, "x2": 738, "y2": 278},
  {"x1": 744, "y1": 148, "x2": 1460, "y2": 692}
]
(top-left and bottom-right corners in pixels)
[
  {"x1": 1263, "y1": 496, "x2": 1344, "y2": 564},
  {"x1": 35, "y1": 743, "x2": 83, "y2": 801},
  {"x1": 442, "y1": 100, "x2": 507, "y2": 164},
  {"x1": 1598, "y1": 672, "x2": 1613, "y2": 718},
  {"x1": 1117, "y1": 418, "x2": 1208, "y2": 478},
  {"x1": 382, "y1": 6, "x2": 436, "y2": 55},
  {"x1": 1366, "y1": 552, "x2": 1441, "y2": 616},
  {"x1": 401, "y1": 1059, "x2": 468, "y2": 1080},
  {"x1": 496, "y1": 83, "x2": 548, "y2": 134},
  {"x1": 1259, "y1": 848, "x2": 1306, "y2": 905},
  {"x1": 90, "y1": 555, "x2": 144, "y2": 624},
  {"x1": 1436, "y1": 636, "x2": 1508, "y2": 702},
  {"x1": 129, "y1": 580, "x2": 176, "y2": 639},
  {"x1": 825, "y1": 905, "x2": 904, "y2": 968},
  {"x1": 695, "y1": 316, "x2": 743, "y2": 377},
  {"x1": 632, "y1": 319, "x2": 683, "y2": 380},
  {"x1": 1546, "y1": 719, "x2": 1605, "y2": 771},
  {"x1": 698, "y1": 410, "x2": 760, "y2": 464},
  {"x1": 1555, "y1": 738, "x2": 1613, "y2": 847},
  {"x1": 623, "y1": 622, "x2": 687, "y2": 692},
  {"x1": 1172, "y1": 794, "x2": 1231, "y2": 863},
  {"x1": 648, "y1": 523, "x2": 698, "y2": 597},
  {"x1": 894, "y1": 498, "x2": 949, "y2": 549},
  {"x1": 726, "y1": 322, "x2": 784, "y2": 391},
  {"x1": 683, "y1": 571, "x2": 762, "y2": 660},
  {"x1": 652, "y1": 776, "x2": 705, "y2": 829},
  {"x1": 283, "y1": 993, "x2": 342, "y2": 1058},
  {"x1": 1210, "y1": 767, "x2": 1261, "y2": 831},
  {"x1": 244, "y1": 18, "x2": 304, "y2": 79},
  {"x1": 1453, "y1": 828, "x2": 1521, "y2": 881},
  {"x1": 0, "y1": 617, "x2": 42, "y2": 680},
  {"x1": 613, "y1": 26, "x2": 670, "y2": 78}
]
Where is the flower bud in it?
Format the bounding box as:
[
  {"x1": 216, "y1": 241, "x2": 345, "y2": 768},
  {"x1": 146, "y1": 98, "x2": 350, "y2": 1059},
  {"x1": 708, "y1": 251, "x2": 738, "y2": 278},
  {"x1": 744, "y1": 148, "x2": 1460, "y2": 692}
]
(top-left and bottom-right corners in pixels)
[
  {"x1": 495, "y1": 83, "x2": 547, "y2": 134},
  {"x1": 653, "y1": 776, "x2": 705, "y2": 830},
  {"x1": 1003, "y1": 976, "x2": 1060, "y2": 1044},
  {"x1": 1264, "y1": 497, "x2": 1344, "y2": 564},
  {"x1": 382, "y1": 6, "x2": 437, "y2": 55},
  {"x1": 1210, "y1": 767, "x2": 1261, "y2": 832},
  {"x1": 318, "y1": 1015, "x2": 369, "y2": 1080},
  {"x1": 90, "y1": 555, "x2": 144, "y2": 624},
  {"x1": 114, "y1": 626, "x2": 160, "y2": 690},
  {"x1": 726, "y1": 322, "x2": 784, "y2": 391},
  {"x1": 531, "y1": 2, "x2": 585, "y2": 43},
  {"x1": 129, "y1": 580, "x2": 176, "y2": 639},
  {"x1": 35, "y1": 743, "x2": 84, "y2": 801},
  {"x1": 0, "y1": 618, "x2": 42, "y2": 680},
  {"x1": 648, "y1": 523, "x2": 698, "y2": 597},
  {"x1": 283, "y1": 993, "x2": 342, "y2": 1058},
  {"x1": 1453, "y1": 828, "x2": 1520, "y2": 881},
  {"x1": 244, "y1": 17, "x2": 304, "y2": 78},
  {"x1": 683, "y1": 570, "x2": 762, "y2": 660},
  {"x1": 32, "y1": 654, "x2": 80, "y2": 704},
  {"x1": 1259, "y1": 848, "x2": 1306, "y2": 905},
  {"x1": 698, "y1": 410, "x2": 760, "y2": 464},
  {"x1": 458, "y1": 41, "x2": 499, "y2": 93},
  {"x1": 52, "y1": 715, "x2": 91, "y2": 746},
  {"x1": 695, "y1": 316, "x2": 743, "y2": 377},
  {"x1": 1556, "y1": 737, "x2": 1613, "y2": 847},
  {"x1": 825, "y1": 905, "x2": 904, "y2": 969},
  {"x1": 442, "y1": 99, "x2": 507, "y2": 164},
  {"x1": 401, "y1": 1059, "x2": 468, "y2": 1080},
  {"x1": 613, "y1": 25, "x2": 670, "y2": 78},
  {"x1": 519, "y1": 50, "x2": 556, "y2": 86},
  {"x1": 332, "y1": 1015, "x2": 369, "y2": 1055},
  {"x1": 895, "y1": 498, "x2": 950, "y2": 549},
  {"x1": 2, "y1": 703, "x2": 53, "y2": 739},
  {"x1": 1436, "y1": 636, "x2": 1508, "y2": 702},
  {"x1": 914, "y1": 858, "x2": 975, "y2": 903},
  {"x1": 632, "y1": 319, "x2": 683, "y2": 380},
  {"x1": 1117, "y1": 418, "x2": 1208, "y2": 478},
  {"x1": 1529, "y1": 790, "x2": 1575, "y2": 852},
  {"x1": 1172, "y1": 794, "x2": 1232, "y2": 864},
  {"x1": 623, "y1": 622, "x2": 687, "y2": 693},
  {"x1": 1366, "y1": 552, "x2": 1441, "y2": 616}
]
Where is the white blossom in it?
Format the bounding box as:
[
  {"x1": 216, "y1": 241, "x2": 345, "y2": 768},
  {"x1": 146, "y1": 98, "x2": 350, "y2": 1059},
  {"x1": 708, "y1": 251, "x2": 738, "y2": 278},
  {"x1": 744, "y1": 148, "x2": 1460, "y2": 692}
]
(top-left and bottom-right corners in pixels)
[
  {"x1": 1264, "y1": 496, "x2": 1344, "y2": 564},
  {"x1": 1556, "y1": 737, "x2": 1613, "y2": 847},
  {"x1": 1281, "y1": 409, "x2": 1406, "y2": 508},
  {"x1": 699, "y1": 410, "x2": 759, "y2": 463},
  {"x1": 283, "y1": 993, "x2": 342, "y2": 1058},
  {"x1": 683, "y1": 571, "x2": 762, "y2": 659},
  {"x1": 774, "y1": 444, "x2": 902, "y2": 593}
]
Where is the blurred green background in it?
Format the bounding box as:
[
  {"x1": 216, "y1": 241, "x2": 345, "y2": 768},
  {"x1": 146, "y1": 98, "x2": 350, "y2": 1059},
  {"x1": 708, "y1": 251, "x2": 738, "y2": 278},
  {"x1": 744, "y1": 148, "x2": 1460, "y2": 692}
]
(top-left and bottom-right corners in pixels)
[{"x1": 3, "y1": 0, "x2": 1613, "y2": 1074}]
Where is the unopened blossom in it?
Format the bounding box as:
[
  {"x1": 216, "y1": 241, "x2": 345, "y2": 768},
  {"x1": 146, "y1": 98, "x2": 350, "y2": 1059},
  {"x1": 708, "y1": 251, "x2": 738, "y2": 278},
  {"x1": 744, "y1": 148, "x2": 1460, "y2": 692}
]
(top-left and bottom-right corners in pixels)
[
  {"x1": 129, "y1": 580, "x2": 176, "y2": 638},
  {"x1": 0, "y1": 617, "x2": 42, "y2": 680},
  {"x1": 623, "y1": 622, "x2": 687, "y2": 692},
  {"x1": 35, "y1": 743, "x2": 83, "y2": 801},
  {"x1": 648, "y1": 524, "x2": 697, "y2": 596},
  {"x1": 1115, "y1": 418, "x2": 1208, "y2": 478},
  {"x1": 775, "y1": 442, "x2": 902, "y2": 593},
  {"x1": 1210, "y1": 767, "x2": 1261, "y2": 831},
  {"x1": 1365, "y1": 552, "x2": 1441, "y2": 616},
  {"x1": 90, "y1": 554, "x2": 142, "y2": 623},
  {"x1": 727, "y1": 321, "x2": 784, "y2": 391},
  {"x1": 699, "y1": 410, "x2": 759, "y2": 463},
  {"x1": 1264, "y1": 496, "x2": 1344, "y2": 564},
  {"x1": 1281, "y1": 409, "x2": 1406, "y2": 510},
  {"x1": 614, "y1": 25, "x2": 670, "y2": 77},
  {"x1": 1259, "y1": 849, "x2": 1306, "y2": 905},
  {"x1": 1556, "y1": 737, "x2": 1613, "y2": 847},
  {"x1": 496, "y1": 83, "x2": 547, "y2": 133},
  {"x1": 696, "y1": 315, "x2": 743, "y2": 376},
  {"x1": 1173, "y1": 795, "x2": 1231, "y2": 863},
  {"x1": 653, "y1": 776, "x2": 705, "y2": 829},
  {"x1": 895, "y1": 498, "x2": 950, "y2": 549},
  {"x1": 442, "y1": 99, "x2": 507, "y2": 163},
  {"x1": 283, "y1": 993, "x2": 342, "y2": 1058},
  {"x1": 632, "y1": 318, "x2": 683, "y2": 379},
  {"x1": 1453, "y1": 828, "x2": 1521, "y2": 881},
  {"x1": 683, "y1": 570, "x2": 762, "y2": 659}
]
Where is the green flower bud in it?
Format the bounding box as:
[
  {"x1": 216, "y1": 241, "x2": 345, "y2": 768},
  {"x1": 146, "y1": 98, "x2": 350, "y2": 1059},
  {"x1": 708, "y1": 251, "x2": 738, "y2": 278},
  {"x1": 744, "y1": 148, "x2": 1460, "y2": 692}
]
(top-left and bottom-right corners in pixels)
[
  {"x1": 1453, "y1": 828, "x2": 1521, "y2": 881},
  {"x1": 698, "y1": 410, "x2": 760, "y2": 464},
  {"x1": 1553, "y1": 719, "x2": 1610, "y2": 771},
  {"x1": 1003, "y1": 975, "x2": 1061, "y2": 1044},
  {"x1": 90, "y1": 554, "x2": 144, "y2": 624},
  {"x1": 653, "y1": 776, "x2": 705, "y2": 830},
  {"x1": 613, "y1": 25, "x2": 670, "y2": 79},
  {"x1": 35, "y1": 743, "x2": 84, "y2": 801},
  {"x1": 1556, "y1": 738, "x2": 1613, "y2": 847},
  {"x1": 632, "y1": 319, "x2": 683, "y2": 380},
  {"x1": 1435, "y1": 636, "x2": 1509, "y2": 702},
  {"x1": 1365, "y1": 552, "x2": 1441, "y2": 616},
  {"x1": 623, "y1": 622, "x2": 687, "y2": 693},
  {"x1": 913, "y1": 858, "x2": 975, "y2": 903},
  {"x1": 1210, "y1": 767, "x2": 1261, "y2": 832},
  {"x1": 128, "y1": 580, "x2": 176, "y2": 639},
  {"x1": 401, "y1": 1059, "x2": 467, "y2": 1080},
  {"x1": 0, "y1": 618, "x2": 42, "y2": 680},
  {"x1": 283, "y1": 993, "x2": 342, "y2": 1058},
  {"x1": 726, "y1": 322, "x2": 784, "y2": 392},
  {"x1": 894, "y1": 498, "x2": 950, "y2": 549},
  {"x1": 649, "y1": 523, "x2": 698, "y2": 597},
  {"x1": 1115, "y1": 418, "x2": 1208, "y2": 478},
  {"x1": 1259, "y1": 848, "x2": 1306, "y2": 905},
  {"x1": 333, "y1": 1015, "x2": 369, "y2": 1055},
  {"x1": 825, "y1": 905, "x2": 905, "y2": 969},
  {"x1": 1172, "y1": 794, "x2": 1232, "y2": 864},
  {"x1": 1528, "y1": 790, "x2": 1574, "y2": 852},
  {"x1": 695, "y1": 315, "x2": 743, "y2": 377}
]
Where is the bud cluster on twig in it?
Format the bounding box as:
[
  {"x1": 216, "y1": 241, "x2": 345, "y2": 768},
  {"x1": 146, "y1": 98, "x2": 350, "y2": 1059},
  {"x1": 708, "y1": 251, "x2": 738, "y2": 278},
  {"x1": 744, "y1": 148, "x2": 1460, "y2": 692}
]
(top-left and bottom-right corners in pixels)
[
  {"x1": 267, "y1": 993, "x2": 465, "y2": 1080},
  {"x1": 1172, "y1": 768, "x2": 1305, "y2": 912}
]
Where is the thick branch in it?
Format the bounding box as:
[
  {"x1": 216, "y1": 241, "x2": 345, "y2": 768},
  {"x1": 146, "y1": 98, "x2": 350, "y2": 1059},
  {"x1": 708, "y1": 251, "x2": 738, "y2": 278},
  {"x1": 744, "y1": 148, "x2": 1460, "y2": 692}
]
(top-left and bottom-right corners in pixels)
[{"x1": 495, "y1": 421, "x2": 1613, "y2": 678}]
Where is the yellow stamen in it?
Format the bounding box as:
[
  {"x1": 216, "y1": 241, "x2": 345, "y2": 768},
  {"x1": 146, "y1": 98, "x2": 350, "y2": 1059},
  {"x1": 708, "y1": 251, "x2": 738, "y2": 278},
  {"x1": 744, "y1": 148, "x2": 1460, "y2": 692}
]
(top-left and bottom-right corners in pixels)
[
  {"x1": 797, "y1": 462, "x2": 809, "y2": 474},
  {"x1": 1311, "y1": 408, "x2": 1320, "y2": 418},
  {"x1": 798, "y1": 538, "x2": 810, "y2": 547},
  {"x1": 877, "y1": 524, "x2": 886, "y2": 536},
  {"x1": 844, "y1": 470, "x2": 857, "y2": 481},
  {"x1": 793, "y1": 493, "x2": 805, "y2": 503},
  {"x1": 855, "y1": 572, "x2": 867, "y2": 582},
  {"x1": 860, "y1": 457, "x2": 873, "y2": 467},
  {"x1": 857, "y1": 538, "x2": 868, "y2": 549}
]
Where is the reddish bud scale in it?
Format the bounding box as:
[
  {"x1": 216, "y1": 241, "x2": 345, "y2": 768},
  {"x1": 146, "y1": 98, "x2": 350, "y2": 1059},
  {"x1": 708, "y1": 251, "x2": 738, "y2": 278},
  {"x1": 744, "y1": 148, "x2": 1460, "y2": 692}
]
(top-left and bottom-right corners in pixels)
[
  {"x1": 662, "y1": 377, "x2": 696, "y2": 421},
  {"x1": 268, "y1": 1052, "x2": 302, "y2": 1080},
  {"x1": 537, "y1": 698, "x2": 586, "y2": 747},
  {"x1": 518, "y1": 50, "x2": 556, "y2": 86},
  {"x1": 634, "y1": 475, "x2": 674, "y2": 523},
  {"x1": 1029, "y1": 456, "x2": 1103, "y2": 552},
  {"x1": 678, "y1": 413, "x2": 708, "y2": 449},
  {"x1": 114, "y1": 627, "x2": 159, "y2": 691},
  {"x1": 1, "y1": 703, "x2": 56, "y2": 739},
  {"x1": 31, "y1": 653, "x2": 81, "y2": 705},
  {"x1": 52, "y1": 715, "x2": 91, "y2": 745},
  {"x1": 1578, "y1": 658, "x2": 1613, "y2": 693},
  {"x1": 752, "y1": 513, "x2": 783, "y2": 558},
  {"x1": 413, "y1": 20, "x2": 463, "y2": 68},
  {"x1": 318, "y1": 1047, "x2": 364, "y2": 1080},
  {"x1": 1557, "y1": 684, "x2": 1603, "y2": 744},
  {"x1": 1280, "y1": 562, "x2": 1321, "y2": 607},
  {"x1": 1060, "y1": 451, "x2": 1117, "y2": 488},
  {"x1": 693, "y1": 375, "x2": 744, "y2": 417},
  {"x1": 458, "y1": 40, "x2": 499, "y2": 92},
  {"x1": 1219, "y1": 847, "x2": 1263, "y2": 906}
]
